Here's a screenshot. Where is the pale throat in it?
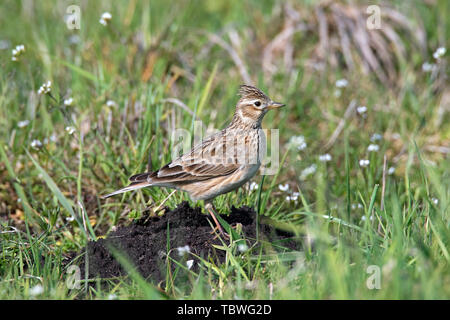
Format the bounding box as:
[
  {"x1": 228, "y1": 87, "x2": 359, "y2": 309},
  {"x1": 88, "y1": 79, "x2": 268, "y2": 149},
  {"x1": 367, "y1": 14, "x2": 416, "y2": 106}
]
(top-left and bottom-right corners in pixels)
[{"x1": 237, "y1": 109, "x2": 264, "y2": 129}]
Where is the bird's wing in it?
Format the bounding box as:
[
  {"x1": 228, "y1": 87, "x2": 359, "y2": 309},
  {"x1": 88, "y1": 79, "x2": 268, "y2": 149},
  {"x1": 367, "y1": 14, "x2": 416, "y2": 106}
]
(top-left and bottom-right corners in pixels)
[{"x1": 130, "y1": 130, "x2": 242, "y2": 184}]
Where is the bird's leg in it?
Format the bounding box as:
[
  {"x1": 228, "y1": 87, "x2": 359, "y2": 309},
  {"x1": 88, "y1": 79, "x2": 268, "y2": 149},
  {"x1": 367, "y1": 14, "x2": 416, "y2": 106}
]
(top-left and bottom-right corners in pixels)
[{"x1": 205, "y1": 202, "x2": 229, "y2": 239}]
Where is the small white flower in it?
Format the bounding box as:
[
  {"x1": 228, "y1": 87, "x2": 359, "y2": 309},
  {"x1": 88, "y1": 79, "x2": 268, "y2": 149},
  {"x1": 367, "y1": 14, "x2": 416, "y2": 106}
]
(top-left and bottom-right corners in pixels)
[
  {"x1": 176, "y1": 245, "x2": 190, "y2": 256},
  {"x1": 49, "y1": 133, "x2": 58, "y2": 142},
  {"x1": 367, "y1": 144, "x2": 379, "y2": 152},
  {"x1": 99, "y1": 12, "x2": 112, "y2": 26},
  {"x1": 286, "y1": 192, "x2": 299, "y2": 202},
  {"x1": 238, "y1": 244, "x2": 248, "y2": 253},
  {"x1": 300, "y1": 164, "x2": 317, "y2": 180},
  {"x1": 319, "y1": 154, "x2": 332, "y2": 162},
  {"x1": 107, "y1": 293, "x2": 118, "y2": 300},
  {"x1": 30, "y1": 139, "x2": 42, "y2": 149},
  {"x1": 186, "y1": 259, "x2": 194, "y2": 270},
  {"x1": 433, "y1": 47, "x2": 446, "y2": 60},
  {"x1": 64, "y1": 97, "x2": 73, "y2": 106},
  {"x1": 68, "y1": 35, "x2": 81, "y2": 45},
  {"x1": 370, "y1": 133, "x2": 382, "y2": 142},
  {"x1": 278, "y1": 183, "x2": 289, "y2": 192},
  {"x1": 65, "y1": 126, "x2": 76, "y2": 135},
  {"x1": 38, "y1": 81, "x2": 52, "y2": 95},
  {"x1": 352, "y1": 203, "x2": 363, "y2": 210},
  {"x1": 17, "y1": 120, "x2": 30, "y2": 128},
  {"x1": 422, "y1": 62, "x2": 436, "y2": 72},
  {"x1": 288, "y1": 135, "x2": 307, "y2": 151},
  {"x1": 431, "y1": 198, "x2": 439, "y2": 205},
  {"x1": 361, "y1": 215, "x2": 374, "y2": 222},
  {"x1": 29, "y1": 284, "x2": 44, "y2": 296},
  {"x1": 335, "y1": 79, "x2": 348, "y2": 88},
  {"x1": 248, "y1": 181, "x2": 258, "y2": 191},
  {"x1": 66, "y1": 216, "x2": 75, "y2": 222},
  {"x1": 357, "y1": 106, "x2": 367, "y2": 114},
  {"x1": 388, "y1": 167, "x2": 395, "y2": 175},
  {"x1": 11, "y1": 44, "x2": 25, "y2": 61},
  {"x1": 359, "y1": 159, "x2": 370, "y2": 167},
  {"x1": 106, "y1": 100, "x2": 116, "y2": 107}
]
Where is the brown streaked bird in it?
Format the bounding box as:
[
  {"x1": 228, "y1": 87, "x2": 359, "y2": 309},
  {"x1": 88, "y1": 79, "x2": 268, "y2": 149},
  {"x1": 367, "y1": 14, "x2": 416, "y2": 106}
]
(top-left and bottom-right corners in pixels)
[{"x1": 103, "y1": 85, "x2": 284, "y2": 236}]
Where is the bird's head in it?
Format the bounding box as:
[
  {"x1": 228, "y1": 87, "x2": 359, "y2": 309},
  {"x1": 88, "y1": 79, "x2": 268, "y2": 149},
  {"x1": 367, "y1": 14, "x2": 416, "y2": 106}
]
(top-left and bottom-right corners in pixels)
[{"x1": 231, "y1": 85, "x2": 285, "y2": 128}]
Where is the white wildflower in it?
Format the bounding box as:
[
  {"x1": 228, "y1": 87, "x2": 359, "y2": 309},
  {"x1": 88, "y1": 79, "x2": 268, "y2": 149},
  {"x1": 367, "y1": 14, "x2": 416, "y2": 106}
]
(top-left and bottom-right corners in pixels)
[
  {"x1": 278, "y1": 183, "x2": 289, "y2": 192},
  {"x1": 361, "y1": 215, "x2": 374, "y2": 222},
  {"x1": 186, "y1": 259, "x2": 194, "y2": 270},
  {"x1": 351, "y1": 203, "x2": 363, "y2": 210},
  {"x1": 49, "y1": 133, "x2": 58, "y2": 142},
  {"x1": 106, "y1": 100, "x2": 116, "y2": 107},
  {"x1": 37, "y1": 81, "x2": 52, "y2": 95},
  {"x1": 288, "y1": 135, "x2": 307, "y2": 151},
  {"x1": 176, "y1": 245, "x2": 190, "y2": 256},
  {"x1": 286, "y1": 192, "x2": 299, "y2": 202},
  {"x1": 248, "y1": 181, "x2": 258, "y2": 191},
  {"x1": 11, "y1": 44, "x2": 25, "y2": 61},
  {"x1": 357, "y1": 106, "x2": 367, "y2": 114},
  {"x1": 64, "y1": 97, "x2": 73, "y2": 106},
  {"x1": 359, "y1": 159, "x2": 370, "y2": 167},
  {"x1": 335, "y1": 79, "x2": 348, "y2": 88},
  {"x1": 30, "y1": 139, "x2": 42, "y2": 149},
  {"x1": 99, "y1": 12, "x2": 112, "y2": 26},
  {"x1": 300, "y1": 164, "x2": 317, "y2": 180},
  {"x1": 433, "y1": 47, "x2": 446, "y2": 60},
  {"x1": 66, "y1": 216, "x2": 75, "y2": 222},
  {"x1": 367, "y1": 144, "x2": 379, "y2": 152},
  {"x1": 370, "y1": 133, "x2": 382, "y2": 142},
  {"x1": 107, "y1": 293, "x2": 118, "y2": 300},
  {"x1": 17, "y1": 120, "x2": 30, "y2": 128},
  {"x1": 319, "y1": 153, "x2": 332, "y2": 162},
  {"x1": 29, "y1": 284, "x2": 44, "y2": 296},
  {"x1": 65, "y1": 126, "x2": 76, "y2": 135},
  {"x1": 431, "y1": 198, "x2": 439, "y2": 205},
  {"x1": 238, "y1": 244, "x2": 248, "y2": 253},
  {"x1": 388, "y1": 167, "x2": 395, "y2": 175},
  {"x1": 68, "y1": 35, "x2": 80, "y2": 45},
  {"x1": 422, "y1": 62, "x2": 436, "y2": 72}
]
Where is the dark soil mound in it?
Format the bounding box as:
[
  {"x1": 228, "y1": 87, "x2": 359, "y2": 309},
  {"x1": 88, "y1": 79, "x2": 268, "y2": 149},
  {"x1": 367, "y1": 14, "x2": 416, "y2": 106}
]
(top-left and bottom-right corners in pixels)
[{"x1": 75, "y1": 201, "x2": 300, "y2": 285}]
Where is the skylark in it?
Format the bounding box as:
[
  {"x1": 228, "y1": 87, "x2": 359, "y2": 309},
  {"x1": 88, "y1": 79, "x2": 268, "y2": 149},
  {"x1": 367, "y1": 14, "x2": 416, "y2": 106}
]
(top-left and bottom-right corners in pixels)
[{"x1": 104, "y1": 85, "x2": 284, "y2": 236}]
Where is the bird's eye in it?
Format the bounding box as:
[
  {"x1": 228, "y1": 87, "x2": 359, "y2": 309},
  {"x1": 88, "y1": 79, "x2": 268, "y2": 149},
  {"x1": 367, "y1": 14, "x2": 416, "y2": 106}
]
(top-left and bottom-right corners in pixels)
[{"x1": 254, "y1": 101, "x2": 261, "y2": 107}]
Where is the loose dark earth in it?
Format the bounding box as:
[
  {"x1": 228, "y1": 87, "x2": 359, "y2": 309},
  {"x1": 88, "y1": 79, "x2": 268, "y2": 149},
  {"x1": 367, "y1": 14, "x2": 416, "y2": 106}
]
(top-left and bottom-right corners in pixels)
[{"x1": 72, "y1": 201, "x2": 300, "y2": 285}]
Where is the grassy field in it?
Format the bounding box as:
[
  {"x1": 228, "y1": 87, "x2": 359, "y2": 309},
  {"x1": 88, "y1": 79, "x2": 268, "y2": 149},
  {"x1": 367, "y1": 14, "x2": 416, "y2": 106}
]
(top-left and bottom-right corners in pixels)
[{"x1": 0, "y1": 0, "x2": 449, "y2": 299}]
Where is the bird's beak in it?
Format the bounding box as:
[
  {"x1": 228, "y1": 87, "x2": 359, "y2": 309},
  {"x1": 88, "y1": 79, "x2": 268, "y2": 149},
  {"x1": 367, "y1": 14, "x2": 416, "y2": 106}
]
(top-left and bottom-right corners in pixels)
[{"x1": 267, "y1": 101, "x2": 285, "y2": 110}]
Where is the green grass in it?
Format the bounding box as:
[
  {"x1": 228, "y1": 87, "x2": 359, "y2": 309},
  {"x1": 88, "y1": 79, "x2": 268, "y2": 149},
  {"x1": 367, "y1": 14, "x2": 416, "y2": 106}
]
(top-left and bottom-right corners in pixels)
[{"x1": 0, "y1": 0, "x2": 449, "y2": 299}]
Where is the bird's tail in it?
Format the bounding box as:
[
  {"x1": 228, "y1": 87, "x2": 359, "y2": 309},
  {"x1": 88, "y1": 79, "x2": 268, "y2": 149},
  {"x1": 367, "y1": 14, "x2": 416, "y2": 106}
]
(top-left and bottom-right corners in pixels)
[{"x1": 102, "y1": 180, "x2": 151, "y2": 199}]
